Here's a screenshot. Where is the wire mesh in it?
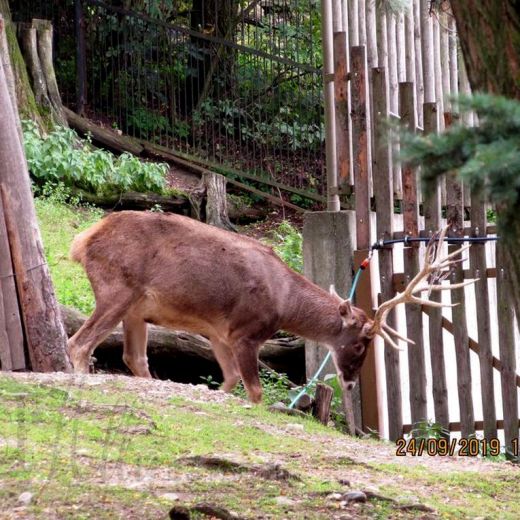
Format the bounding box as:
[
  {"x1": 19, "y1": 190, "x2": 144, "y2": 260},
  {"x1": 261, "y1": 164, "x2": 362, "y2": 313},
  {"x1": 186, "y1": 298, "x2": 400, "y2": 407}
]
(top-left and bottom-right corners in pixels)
[{"x1": 11, "y1": 0, "x2": 326, "y2": 202}]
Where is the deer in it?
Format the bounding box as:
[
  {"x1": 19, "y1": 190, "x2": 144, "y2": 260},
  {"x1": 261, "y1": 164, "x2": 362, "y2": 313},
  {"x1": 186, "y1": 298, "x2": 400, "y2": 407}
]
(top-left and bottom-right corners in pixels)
[{"x1": 67, "y1": 212, "x2": 474, "y2": 403}]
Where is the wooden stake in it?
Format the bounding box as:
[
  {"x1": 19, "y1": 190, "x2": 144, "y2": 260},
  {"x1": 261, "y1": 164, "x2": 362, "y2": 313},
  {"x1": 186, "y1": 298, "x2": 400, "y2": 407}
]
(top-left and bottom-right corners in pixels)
[{"x1": 313, "y1": 383, "x2": 333, "y2": 425}]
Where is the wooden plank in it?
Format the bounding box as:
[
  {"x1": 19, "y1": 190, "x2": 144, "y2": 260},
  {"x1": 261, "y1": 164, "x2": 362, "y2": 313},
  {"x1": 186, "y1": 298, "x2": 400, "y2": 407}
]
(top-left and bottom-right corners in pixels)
[
  {"x1": 496, "y1": 242, "x2": 519, "y2": 453},
  {"x1": 355, "y1": 250, "x2": 381, "y2": 435},
  {"x1": 371, "y1": 67, "x2": 402, "y2": 441},
  {"x1": 421, "y1": 308, "x2": 520, "y2": 389},
  {"x1": 400, "y1": 82, "x2": 427, "y2": 428},
  {"x1": 403, "y1": 418, "x2": 520, "y2": 435},
  {"x1": 444, "y1": 112, "x2": 475, "y2": 438},
  {"x1": 313, "y1": 383, "x2": 334, "y2": 425},
  {"x1": 469, "y1": 189, "x2": 497, "y2": 439},
  {"x1": 0, "y1": 191, "x2": 25, "y2": 370},
  {"x1": 350, "y1": 46, "x2": 370, "y2": 250},
  {"x1": 422, "y1": 101, "x2": 449, "y2": 436},
  {"x1": 393, "y1": 224, "x2": 497, "y2": 239},
  {"x1": 394, "y1": 267, "x2": 497, "y2": 289},
  {"x1": 333, "y1": 31, "x2": 351, "y2": 190},
  {"x1": 0, "y1": 282, "x2": 11, "y2": 369}
]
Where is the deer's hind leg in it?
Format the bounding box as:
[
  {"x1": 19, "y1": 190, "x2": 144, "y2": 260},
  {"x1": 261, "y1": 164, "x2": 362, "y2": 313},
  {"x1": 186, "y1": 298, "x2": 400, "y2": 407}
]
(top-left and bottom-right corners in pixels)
[
  {"x1": 67, "y1": 284, "x2": 135, "y2": 373},
  {"x1": 211, "y1": 340, "x2": 240, "y2": 393},
  {"x1": 122, "y1": 314, "x2": 151, "y2": 378}
]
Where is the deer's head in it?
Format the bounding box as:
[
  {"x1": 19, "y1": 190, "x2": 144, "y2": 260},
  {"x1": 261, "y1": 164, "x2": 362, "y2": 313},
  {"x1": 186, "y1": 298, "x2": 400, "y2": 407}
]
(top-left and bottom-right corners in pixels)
[
  {"x1": 328, "y1": 227, "x2": 476, "y2": 391},
  {"x1": 328, "y1": 287, "x2": 375, "y2": 390}
]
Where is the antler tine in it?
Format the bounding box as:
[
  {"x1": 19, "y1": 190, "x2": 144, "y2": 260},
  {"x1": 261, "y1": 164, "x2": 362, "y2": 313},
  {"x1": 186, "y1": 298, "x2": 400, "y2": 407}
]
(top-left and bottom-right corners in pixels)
[
  {"x1": 382, "y1": 322, "x2": 416, "y2": 345},
  {"x1": 370, "y1": 226, "x2": 477, "y2": 350}
]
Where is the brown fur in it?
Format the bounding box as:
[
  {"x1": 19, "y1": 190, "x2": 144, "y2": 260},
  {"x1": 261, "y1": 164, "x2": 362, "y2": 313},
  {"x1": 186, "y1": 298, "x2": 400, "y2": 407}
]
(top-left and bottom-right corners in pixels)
[{"x1": 67, "y1": 211, "x2": 374, "y2": 402}]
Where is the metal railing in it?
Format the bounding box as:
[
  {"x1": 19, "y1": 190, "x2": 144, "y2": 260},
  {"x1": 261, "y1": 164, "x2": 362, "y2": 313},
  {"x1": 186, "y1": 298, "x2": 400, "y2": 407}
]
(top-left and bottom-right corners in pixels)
[{"x1": 13, "y1": 0, "x2": 326, "y2": 204}]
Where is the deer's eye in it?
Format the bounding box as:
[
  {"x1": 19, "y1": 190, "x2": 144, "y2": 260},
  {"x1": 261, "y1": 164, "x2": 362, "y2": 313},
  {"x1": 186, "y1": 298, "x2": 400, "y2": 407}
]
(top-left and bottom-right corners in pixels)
[{"x1": 353, "y1": 343, "x2": 365, "y2": 355}]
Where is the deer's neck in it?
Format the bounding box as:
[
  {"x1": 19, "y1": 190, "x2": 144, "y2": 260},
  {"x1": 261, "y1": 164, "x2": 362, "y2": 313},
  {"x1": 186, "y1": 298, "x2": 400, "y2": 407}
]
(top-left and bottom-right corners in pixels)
[{"x1": 280, "y1": 273, "x2": 343, "y2": 343}]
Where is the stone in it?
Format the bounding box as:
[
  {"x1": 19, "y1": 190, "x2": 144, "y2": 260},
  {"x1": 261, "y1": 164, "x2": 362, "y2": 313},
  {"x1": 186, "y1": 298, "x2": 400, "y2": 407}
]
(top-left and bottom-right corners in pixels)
[
  {"x1": 161, "y1": 493, "x2": 180, "y2": 502},
  {"x1": 18, "y1": 492, "x2": 33, "y2": 506},
  {"x1": 274, "y1": 496, "x2": 296, "y2": 507},
  {"x1": 342, "y1": 491, "x2": 367, "y2": 503}
]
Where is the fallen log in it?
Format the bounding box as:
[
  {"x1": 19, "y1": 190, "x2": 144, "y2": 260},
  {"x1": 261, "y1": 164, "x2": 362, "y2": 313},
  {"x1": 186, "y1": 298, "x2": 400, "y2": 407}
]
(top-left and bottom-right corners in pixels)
[
  {"x1": 60, "y1": 304, "x2": 304, "y2": 368},
  {"x1": 64, "y1": 107, "x2": 144, "y2": 156},
  {"x1": 72, "y1": 189, "x2": 190, "y2": 213}
]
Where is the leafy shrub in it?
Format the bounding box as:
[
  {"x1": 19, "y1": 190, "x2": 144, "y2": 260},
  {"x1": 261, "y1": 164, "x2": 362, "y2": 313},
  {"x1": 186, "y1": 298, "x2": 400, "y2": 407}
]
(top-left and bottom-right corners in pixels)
[
  {"x1": 23, "y1": 120, "x2": 168, "y2": 196},
  {"x1": 266, "y1": 221, "x2": 303, "y2": 273},
  {"x1": 231, "y1": 369, "x2": 295, "y2": 405}
]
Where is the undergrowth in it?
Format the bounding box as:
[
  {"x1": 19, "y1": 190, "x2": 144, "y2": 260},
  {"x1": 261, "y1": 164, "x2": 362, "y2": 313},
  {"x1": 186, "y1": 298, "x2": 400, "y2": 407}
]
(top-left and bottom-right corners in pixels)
[
  {"x1": 23, "y1": 120, "x2": 168, "y2": 196},
  {"x1": 35, "y1": 186, "x2": 102, "y2": 314}
]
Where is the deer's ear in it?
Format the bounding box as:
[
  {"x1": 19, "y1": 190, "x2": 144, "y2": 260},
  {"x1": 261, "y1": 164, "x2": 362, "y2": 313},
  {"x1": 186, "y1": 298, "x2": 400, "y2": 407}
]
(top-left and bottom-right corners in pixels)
[
  {"x1": 339, "y1": 299, "x2": 352, "y2": 317},
  {"x1": 362, "y1": 321, "x2": 376, "y2": 339},
  {"x1": 329, "y1": 285, "x2": 342, "y2": 301}
]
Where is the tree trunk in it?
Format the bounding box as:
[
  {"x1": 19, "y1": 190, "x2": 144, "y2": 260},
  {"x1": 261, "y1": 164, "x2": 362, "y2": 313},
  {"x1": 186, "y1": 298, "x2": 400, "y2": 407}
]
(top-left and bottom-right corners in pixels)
[
  {"x1": 60, "y1": 304, "x2": 304, "y2": 374},
  {"x1": 0, "y1": 2, "x2": 44, "y2": 129},
  {"x1": 450, "y1": 1, "x2": 520, "y2": 99},
  {"x1": 0, "y1": 18, "x2": 70, "y2": 372},
  {"x1": 449, "y1": 1, "x2": 520, "y2": 322}
]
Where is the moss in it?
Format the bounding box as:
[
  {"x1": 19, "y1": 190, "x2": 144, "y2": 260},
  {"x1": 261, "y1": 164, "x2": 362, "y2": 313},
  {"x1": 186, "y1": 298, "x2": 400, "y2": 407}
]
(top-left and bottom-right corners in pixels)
[{"x1": 4, "y1": 21, "x2": 48, "y2": 132}]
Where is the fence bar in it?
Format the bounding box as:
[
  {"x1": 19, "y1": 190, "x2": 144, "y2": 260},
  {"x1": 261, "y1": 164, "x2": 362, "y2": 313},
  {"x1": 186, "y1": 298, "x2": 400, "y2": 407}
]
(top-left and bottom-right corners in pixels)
[
  {"x1": 372, "y1": 66, "x2": 402, "y2": 440},
  {"x1": 444, "y1": 112, "x2": 475, "y2": 439},
  {"x1": 496, "y1": 243, "x2": 519, "y2": 454},
  {"x1": 422, "y1": 101, "x2": 449, "y2": 436},
  {"x1": 400, "y1": 82, "x2": 427, "y2": 428},
  {"x1": 333, "y1": 31, "x2": 351, "y2": 191},
  {"x1": 469, "y1": 190, "x2": 497, "y2": 440}
]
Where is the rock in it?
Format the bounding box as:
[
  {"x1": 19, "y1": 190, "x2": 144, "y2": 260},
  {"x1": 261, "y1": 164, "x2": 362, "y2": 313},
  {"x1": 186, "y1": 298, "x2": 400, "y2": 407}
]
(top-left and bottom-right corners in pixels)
[
  {"x1": 338, "y1": 478, "x2": 351, "y2": 486},
  {"x1": 161, "y1": 493, "x2": 180, "y2": 502},
  {"x1": 326, "y1": 492, "x2": 343, "y2": 501},
  {"x1": 342, "y1": 491, "x2": 367, "y2": 503},
  {"x1": 169, "y1": 505, "x2": 191, "y2": 519},
  {"x1": 363, "y1": 485, "x2": 380, "y2": 494},
  {"x1": 274, "y1": 496, "x2": 296, "y2": 507},
  {"x1": 286, "y1": 423, "x2": 304, "y2": 432},
  {"x1": 18, "y1": 492, "x2": 33, "y2": 506},
  {"x1": 293, "y1": 393, "x2": 313, "y2": 412}
]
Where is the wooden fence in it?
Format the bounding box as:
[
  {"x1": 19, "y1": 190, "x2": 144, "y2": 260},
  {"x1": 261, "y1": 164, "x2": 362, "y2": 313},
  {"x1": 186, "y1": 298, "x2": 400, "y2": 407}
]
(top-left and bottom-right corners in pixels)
[{"x1": 322, "y1": 0, "x2": 519, "y2": 453}]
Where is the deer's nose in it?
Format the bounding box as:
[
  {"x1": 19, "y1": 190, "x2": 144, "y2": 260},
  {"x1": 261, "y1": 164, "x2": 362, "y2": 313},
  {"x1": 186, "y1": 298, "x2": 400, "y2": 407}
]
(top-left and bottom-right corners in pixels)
[{"x1": 344, "y1": 381, "x2": 356, "y2": 391}]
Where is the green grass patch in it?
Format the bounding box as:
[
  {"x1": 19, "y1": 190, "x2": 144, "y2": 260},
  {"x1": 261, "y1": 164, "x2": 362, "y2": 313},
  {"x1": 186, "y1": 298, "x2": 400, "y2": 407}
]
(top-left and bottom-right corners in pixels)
[{"x1": 35, "y1": 195, "x2": 103, "y2": 314}]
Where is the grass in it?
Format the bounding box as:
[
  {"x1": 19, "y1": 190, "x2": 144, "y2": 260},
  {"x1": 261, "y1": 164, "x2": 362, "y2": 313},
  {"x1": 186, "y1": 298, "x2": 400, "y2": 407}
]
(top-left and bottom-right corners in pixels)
[
  {"x1": 35, "y1": 195, "x2": 103, "y2": 315},
  {"x1": 1, "y1": 374, "x2": 520, "y2": 519}
]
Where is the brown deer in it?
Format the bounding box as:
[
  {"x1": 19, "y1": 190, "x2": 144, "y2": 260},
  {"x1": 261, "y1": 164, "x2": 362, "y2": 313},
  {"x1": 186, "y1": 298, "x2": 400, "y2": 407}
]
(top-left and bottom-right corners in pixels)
[{"x1": 67, "y1": 212, "x2": 472, "y2": 402}]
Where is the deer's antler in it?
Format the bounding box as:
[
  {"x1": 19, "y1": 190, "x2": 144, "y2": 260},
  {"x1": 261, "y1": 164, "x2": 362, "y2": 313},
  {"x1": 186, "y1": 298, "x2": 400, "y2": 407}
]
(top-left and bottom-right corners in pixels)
[{"x1": 370, "y1": 227, "x2": 477, "y2": 350}]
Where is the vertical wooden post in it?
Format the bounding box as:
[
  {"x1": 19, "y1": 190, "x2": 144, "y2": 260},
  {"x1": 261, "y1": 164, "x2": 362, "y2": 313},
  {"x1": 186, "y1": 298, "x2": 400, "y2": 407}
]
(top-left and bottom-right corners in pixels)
[
  {"x1": 496, "y1": 244, "x2": 519, "y2": 455},
  {"x1": 334, "y1": 31, "x2": 350, "y2": 191},
  {"x1": 469, "y1": 191, "x2": 497, "y2": 440},
  {"x1": 0, "y1": 29, "x2": 71, "y2": 372},
  {"x1": 422, "y1": 102, "x2": 449, "y2": 436},
  {"x1": 351, "y1": 45, "x2": 380, "y2": 435},
  {"x1": 412, "y1": 0, "x2": 424, "y2": 127},
  {"x1": 419, "y1": 0, "x2": 435, "y2": 104},
  {"x1": 444, "y1": 114, "x2": 474, "y2": 439},
  {"x1": 75, "y1": 0, "x2": 87, "y2": 114},
  {"x1": 400, "y1": 83, "x2": 427, "y2": 428},
  {"x1": 321, "y1": 0, "x2": 340, "y2": 211},
  {"x1": 372, "y1": 67, "x2": 402, "y2": 440},
  {"x1": 351, "y1": 46, "x2": 370, "y2": 249}
]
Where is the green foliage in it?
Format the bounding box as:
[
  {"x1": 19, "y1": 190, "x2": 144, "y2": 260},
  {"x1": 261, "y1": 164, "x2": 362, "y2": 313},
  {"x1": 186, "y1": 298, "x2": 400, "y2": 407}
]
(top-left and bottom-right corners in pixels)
[
  {"x1": 23, "y1": 120, "x2": 168, "y2": 196},
  {"x1": 35, "y1": 191, "x2": 103, "y2": 314},
  {"x1": 231, "y1": 369, "x2": 295, "y2": 405},
  {"x1": 399, "y1": 93, "x2": 520, "y2": 235},
  {"x1": 265, "y1": 221, "x2": 303, "y2": 273},
  {"x1": 409, "y1": 419, "x2": 449, "y2": 440}
]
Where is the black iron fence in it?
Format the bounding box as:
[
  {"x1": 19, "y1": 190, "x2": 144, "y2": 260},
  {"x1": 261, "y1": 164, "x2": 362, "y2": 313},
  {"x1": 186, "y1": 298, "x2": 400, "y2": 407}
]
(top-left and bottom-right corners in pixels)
[{"x1": 12, "y1": 0, "x2": 326, "y2": 203}]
